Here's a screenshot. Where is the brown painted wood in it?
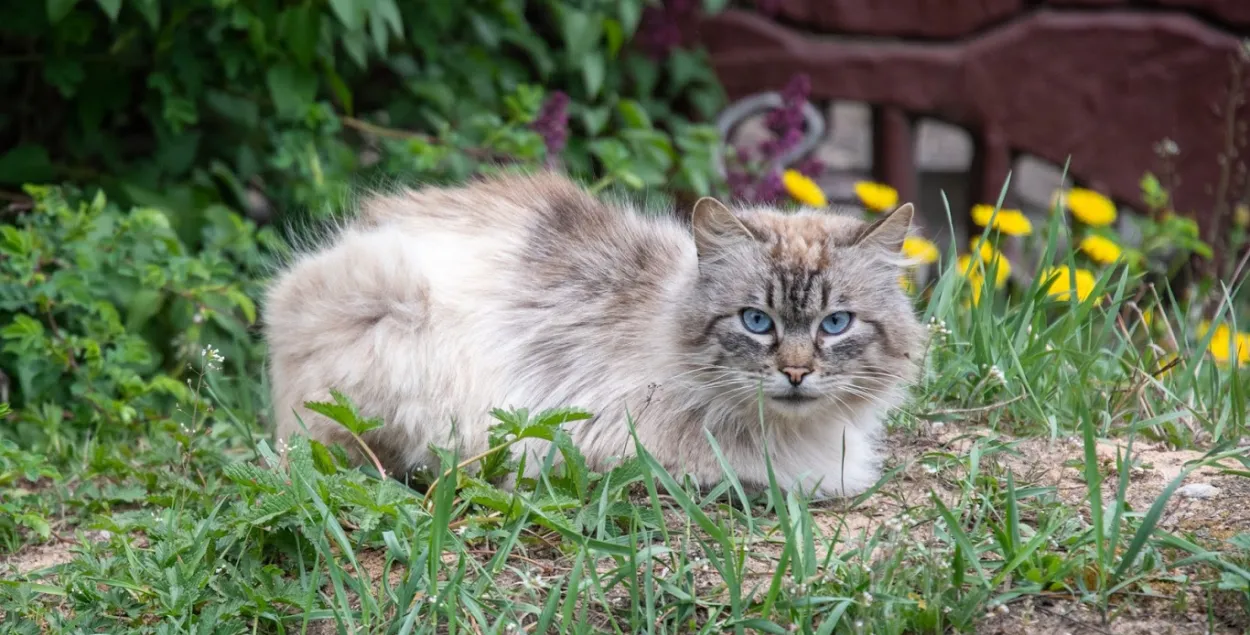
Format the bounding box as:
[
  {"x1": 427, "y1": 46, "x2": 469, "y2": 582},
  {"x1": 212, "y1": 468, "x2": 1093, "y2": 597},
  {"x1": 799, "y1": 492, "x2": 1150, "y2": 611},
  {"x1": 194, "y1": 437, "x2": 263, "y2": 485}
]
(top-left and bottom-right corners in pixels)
[
  {"x1": 697, "y1": 8, "x2": 1246, "y2": 235},
  {"x1": 773, "y1": 0, "x2": 1025, "y2": 38},
  {"x1": 871, "y1": 106, "x2": 918, "y2": 207}
]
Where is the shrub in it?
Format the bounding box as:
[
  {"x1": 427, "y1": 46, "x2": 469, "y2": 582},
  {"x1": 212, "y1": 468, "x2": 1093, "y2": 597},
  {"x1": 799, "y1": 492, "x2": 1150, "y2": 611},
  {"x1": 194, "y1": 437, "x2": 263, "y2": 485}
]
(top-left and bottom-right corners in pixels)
[
  {"x1": 0, "y1": 0, "x2": 728, "y2": 229},
  {"x1": 0, "y1": 186, "x2": 270, "y2": 450}
]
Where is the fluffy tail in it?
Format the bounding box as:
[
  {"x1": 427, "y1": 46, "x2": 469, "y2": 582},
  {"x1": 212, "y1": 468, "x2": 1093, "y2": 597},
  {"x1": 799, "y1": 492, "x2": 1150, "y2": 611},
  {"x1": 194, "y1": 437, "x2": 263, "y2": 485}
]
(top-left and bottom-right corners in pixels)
[{"x1": 263, "y1": 226, "x2": 429, "y2": 449}]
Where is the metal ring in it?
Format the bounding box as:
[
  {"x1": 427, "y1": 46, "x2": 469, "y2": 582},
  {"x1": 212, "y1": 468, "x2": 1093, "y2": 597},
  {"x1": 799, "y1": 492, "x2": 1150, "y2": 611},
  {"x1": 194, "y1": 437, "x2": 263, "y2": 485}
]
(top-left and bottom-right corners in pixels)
[{"x1": 713, "y1": 91, "x2": 826, "y2": 180}]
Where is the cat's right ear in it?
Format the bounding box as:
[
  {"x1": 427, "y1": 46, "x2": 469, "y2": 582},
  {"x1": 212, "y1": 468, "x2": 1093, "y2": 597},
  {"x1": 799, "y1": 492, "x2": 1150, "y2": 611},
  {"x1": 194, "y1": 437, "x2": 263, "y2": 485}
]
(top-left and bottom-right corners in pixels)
[{"x1": 692, "y1": 197, "x2": 754, "y2": 258}]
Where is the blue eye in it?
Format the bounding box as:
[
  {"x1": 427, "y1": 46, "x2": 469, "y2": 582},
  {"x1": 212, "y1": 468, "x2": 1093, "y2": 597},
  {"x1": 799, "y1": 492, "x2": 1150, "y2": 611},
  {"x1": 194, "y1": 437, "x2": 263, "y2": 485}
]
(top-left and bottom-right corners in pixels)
[
  {"x1": 820, "y1": 311, "x2": 854, "y2": 335},
  {"x1": 740, "y1": 308, "x2": 774, "y2": 334}
]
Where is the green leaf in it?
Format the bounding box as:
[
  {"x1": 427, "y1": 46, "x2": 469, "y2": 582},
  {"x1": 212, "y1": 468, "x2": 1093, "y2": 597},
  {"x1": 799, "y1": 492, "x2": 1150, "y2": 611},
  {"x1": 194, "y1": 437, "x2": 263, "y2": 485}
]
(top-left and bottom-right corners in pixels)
[
  {"x1": 617, "y1": 100, "x2": 652, "y2": 129},
  {"x1": 304, "y1": 389, "x2": 384, "y2": 436},
  {"x1": 279, "y1": 6, "x2": 321, "y2": 67},
  {"x1": 618, "y1": 0, "x2": 644, "y2": 35},
  {"x1": 18, "y1": 513, "x2": 51, "y2": 541},
  {"x1": 47, "y1": 0, "x2": 80, "y2": 23},
  {"x1": 581, "y1": 53, "x2": 606, "y2": 99},
  {"x1": 226, "y1": 288, "x2": 257, "y2": 324},
  {"x1": 667, "y1": 50, "x2": 709, "y2": 92},
  {"x1": 2, "y1": 315, "x2": 45, "y2": 340},
  {"x1": 375, "y1": 0, "x2": 403, "y2": 35},
  {"x1": 703, "y1": 0, "x2": 731, "y2": 12},
  {"x1": 94, "y1": 0, "x2": 121, "y2": 21},
  {"x1": 0, "y1": 145, "x2": 55, "y2": 186},
  {"x1": 558, "y1": 7, "x2": 602, "y2": 59},
  {"x1": 266, "y1": 64, "x2": 318, "y2": 119},
  {"x1": 328, "y1": 0, "x2": 364, "y2": 31},
  {"x1": 604, "y1": 19, "x2": 624, "y2": 58},
  {"x1": 468, "y1": 11, "x2": 500, "y2": 48}
]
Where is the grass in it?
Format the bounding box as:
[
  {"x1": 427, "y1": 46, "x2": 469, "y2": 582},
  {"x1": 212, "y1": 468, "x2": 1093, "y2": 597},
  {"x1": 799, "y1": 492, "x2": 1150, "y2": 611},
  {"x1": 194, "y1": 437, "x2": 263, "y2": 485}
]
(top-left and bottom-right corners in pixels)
[{"x1": 2, "y1": 182, "x2": 1250, "y2": 634}]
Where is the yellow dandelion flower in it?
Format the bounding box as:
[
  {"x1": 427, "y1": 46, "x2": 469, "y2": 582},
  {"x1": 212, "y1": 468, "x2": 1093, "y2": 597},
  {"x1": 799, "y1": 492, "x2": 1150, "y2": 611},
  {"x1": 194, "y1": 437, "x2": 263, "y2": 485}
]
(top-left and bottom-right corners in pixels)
[
  {"x1": 854, "y1": 181, "x2": 899, "y2": 212},
  {"x1": 955, "y1": 255, "x2": 988, "y2": 307},
  {"x1": 1066, "y1": 188, "x2": 1117, "y2": 227},
  {"x1": 971, "y1": 204, "x2": 1033, "y2": 236},
  {"x1": 902, "y1": 236, "x2": 939, "y2": 264},
  {"x1": 966, "y1": 238, "x2": 1012, "y2": 285},
  {"x1": 1039, "y1": 266, "x2": 1097, "y2": 303},
  {"x1": 1204, "y1": 323, "x2": 1250, "y2": 367},
  {"x1": 1079, "y1": 234, "x2": 1122, "y2": 264},
  {"x1": 783, "y1": 169, "x2": 828, "y2": 208},
  {"x1": 955, "y1": 251, "x2": 1009, "y2": 306}
]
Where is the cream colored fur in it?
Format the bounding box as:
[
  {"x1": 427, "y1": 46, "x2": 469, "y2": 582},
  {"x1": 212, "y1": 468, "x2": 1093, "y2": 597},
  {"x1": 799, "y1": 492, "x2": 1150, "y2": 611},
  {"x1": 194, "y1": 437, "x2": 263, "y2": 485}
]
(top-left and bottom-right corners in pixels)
[{"x1": 265, "y1": 172, "x2": 924, "y2": 498}]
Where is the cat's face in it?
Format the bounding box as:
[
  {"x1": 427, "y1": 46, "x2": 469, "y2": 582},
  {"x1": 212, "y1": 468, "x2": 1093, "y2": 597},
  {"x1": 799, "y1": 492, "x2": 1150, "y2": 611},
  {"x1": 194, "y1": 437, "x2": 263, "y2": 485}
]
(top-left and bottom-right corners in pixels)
[{"x1": 680, "y1": 199, "x2": 924, "y2": 418}]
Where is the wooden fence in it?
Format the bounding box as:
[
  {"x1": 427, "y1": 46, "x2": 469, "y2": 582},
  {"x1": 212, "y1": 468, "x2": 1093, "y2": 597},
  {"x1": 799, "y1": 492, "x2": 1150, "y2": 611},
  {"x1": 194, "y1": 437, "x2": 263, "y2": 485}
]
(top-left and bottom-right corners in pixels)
[{"x1": 694, "y1": 1, "x2": 1248, "y2": 250}]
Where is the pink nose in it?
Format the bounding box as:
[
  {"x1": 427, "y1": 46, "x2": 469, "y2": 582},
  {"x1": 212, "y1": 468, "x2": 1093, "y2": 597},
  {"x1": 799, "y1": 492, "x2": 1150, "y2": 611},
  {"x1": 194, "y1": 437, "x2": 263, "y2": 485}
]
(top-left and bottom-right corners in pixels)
[{"x1": 781, "y1": 367, "x2": 812, "y2": 386}]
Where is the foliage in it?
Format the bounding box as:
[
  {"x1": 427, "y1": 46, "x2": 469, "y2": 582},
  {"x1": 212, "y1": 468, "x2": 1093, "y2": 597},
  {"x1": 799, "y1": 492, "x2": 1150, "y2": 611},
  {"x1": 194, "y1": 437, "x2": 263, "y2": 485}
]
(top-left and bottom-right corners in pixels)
[
  {"x1": 0, "y1": 0, "x2": 728, "y2": 228},
  {"x1": 0, "y1": 186, "x2": 270, "y2": 449}
]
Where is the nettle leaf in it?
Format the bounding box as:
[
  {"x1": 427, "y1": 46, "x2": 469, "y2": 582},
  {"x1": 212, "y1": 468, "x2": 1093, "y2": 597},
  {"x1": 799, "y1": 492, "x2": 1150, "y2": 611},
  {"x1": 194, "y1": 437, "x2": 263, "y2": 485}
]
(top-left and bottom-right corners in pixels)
[
  {"x1": 2, "y1": 315, "x2": 45, "y2": 341},
  {"x1": 303, "y1": 389, "x2": 384, "y2": 436},
  {"x1": 531, "y1": 407, "x2": 594, "y2": 429}
]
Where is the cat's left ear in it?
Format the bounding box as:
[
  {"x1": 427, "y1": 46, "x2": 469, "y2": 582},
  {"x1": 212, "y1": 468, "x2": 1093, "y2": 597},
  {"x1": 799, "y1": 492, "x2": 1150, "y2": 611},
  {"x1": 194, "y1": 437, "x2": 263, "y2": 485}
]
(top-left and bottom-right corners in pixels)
[
  {"x1": 692, "y1": 196, "x2": 755, "y2": 258},
  {"x1": 854, "y1": 203, "x2": 914, "y2": 253}
]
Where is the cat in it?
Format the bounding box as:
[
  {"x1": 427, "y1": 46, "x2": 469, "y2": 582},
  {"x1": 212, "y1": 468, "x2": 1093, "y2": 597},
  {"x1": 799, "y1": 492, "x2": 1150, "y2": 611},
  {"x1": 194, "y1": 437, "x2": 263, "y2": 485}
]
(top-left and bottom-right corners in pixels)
[{"x1": 264, "y1": 171, "x2": 925, "y2": 498}]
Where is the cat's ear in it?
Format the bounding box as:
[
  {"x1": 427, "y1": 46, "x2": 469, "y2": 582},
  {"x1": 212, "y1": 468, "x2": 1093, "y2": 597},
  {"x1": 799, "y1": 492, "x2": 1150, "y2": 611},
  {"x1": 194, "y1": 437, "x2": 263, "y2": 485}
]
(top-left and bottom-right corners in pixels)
[
  {"x1": 854, "y1": 202, "x2": 914, "y2": 253},
  {"x1": 691, "y1": 197, "x2": 754, "y2": 257}
]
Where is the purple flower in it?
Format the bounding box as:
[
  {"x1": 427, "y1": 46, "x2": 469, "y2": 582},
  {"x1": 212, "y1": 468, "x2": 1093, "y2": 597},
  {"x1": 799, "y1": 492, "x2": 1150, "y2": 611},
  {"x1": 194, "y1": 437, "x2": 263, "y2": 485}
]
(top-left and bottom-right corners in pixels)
[
  {"x1": 755, "y1": 169, "x2": 785, "y2": 204},
  {"x1": 532, "y1": 91, "x2": 570, "y2": 165},
  {"x1": 795, "y1": 155, "x2": 825, "y2": 179},
  {"x1": 636, "y1": 0, "x2": 698, "y2": 60},
  {"x1": 723, "y1": 72, "x2": 825, "y2": 203}
]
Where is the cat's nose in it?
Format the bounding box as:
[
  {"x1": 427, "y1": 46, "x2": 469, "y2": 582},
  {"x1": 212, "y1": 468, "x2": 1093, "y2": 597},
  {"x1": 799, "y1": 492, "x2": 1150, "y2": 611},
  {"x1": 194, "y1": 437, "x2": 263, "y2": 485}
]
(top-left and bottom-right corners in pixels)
[{"x1": 781, "y1": 367, "x2": 812, "y2": 386}]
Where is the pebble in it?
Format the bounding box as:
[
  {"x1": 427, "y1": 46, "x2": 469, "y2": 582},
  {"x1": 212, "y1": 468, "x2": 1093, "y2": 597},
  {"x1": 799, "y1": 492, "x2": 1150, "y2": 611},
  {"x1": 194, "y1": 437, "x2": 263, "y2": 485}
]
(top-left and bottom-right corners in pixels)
[{"x1": 1177, "y1": 483, "x2": 1220, "y2": 500}]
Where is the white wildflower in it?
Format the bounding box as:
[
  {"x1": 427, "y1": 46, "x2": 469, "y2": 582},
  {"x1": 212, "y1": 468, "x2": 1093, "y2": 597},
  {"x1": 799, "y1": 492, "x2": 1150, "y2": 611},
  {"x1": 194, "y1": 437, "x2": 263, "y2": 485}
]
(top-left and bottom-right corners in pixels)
[{"x1": 201, "y1": 344, "x2": 224, "y2": 370}]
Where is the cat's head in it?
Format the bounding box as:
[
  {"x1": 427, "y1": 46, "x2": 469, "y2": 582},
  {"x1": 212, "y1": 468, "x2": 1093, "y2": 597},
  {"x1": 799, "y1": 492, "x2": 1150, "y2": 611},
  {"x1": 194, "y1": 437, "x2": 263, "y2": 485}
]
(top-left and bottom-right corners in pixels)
[{"x1": 679, "y1": 197, "x2": 925, "y2": 419}]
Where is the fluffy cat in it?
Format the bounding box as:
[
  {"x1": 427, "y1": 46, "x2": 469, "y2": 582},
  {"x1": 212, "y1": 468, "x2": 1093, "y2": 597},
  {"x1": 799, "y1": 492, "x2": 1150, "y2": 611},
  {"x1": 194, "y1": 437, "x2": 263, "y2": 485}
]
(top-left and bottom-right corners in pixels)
[{"x1": 265, "y1": 171, "x2": 924, "y2": 498}]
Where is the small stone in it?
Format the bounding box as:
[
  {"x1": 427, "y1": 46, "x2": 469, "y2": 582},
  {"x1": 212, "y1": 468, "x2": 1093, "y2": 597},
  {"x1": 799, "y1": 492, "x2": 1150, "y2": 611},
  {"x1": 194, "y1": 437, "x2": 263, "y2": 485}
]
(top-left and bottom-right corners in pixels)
[{"x1": 1177, "y1": 483, "x2": 1220, "y2": 499}]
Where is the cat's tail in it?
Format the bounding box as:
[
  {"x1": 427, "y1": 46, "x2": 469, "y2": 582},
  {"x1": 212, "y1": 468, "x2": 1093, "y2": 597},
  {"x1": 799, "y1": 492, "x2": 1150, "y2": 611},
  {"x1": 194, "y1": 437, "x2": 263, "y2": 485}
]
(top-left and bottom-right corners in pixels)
[
  {"x1": 263, "y1": 226, "x2": 429, "y2": 442},
  {"x1": 264, "y1": 227, "x2": 429, "y2": 349}
]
